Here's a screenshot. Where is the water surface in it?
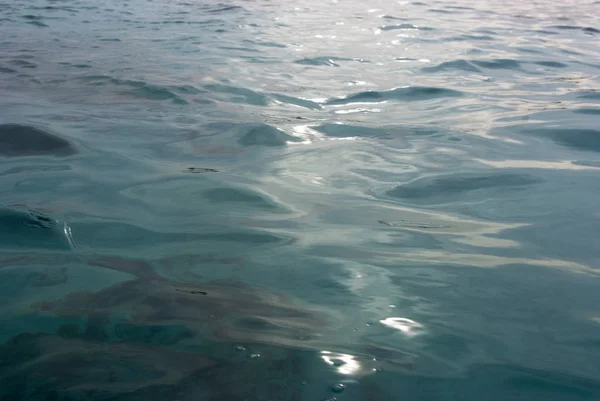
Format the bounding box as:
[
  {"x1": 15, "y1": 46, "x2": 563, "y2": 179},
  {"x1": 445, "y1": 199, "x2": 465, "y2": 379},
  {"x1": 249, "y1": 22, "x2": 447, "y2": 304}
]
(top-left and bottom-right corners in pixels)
[{"x1": 1, "y1": 0, "x2": 600, "y2": 400}]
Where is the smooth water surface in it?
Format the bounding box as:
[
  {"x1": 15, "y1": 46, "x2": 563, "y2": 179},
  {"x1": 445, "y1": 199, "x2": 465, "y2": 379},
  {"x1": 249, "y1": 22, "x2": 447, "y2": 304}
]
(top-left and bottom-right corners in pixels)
[{"x1": 1, "y1": 0, "x2": 600, "y2": 400}]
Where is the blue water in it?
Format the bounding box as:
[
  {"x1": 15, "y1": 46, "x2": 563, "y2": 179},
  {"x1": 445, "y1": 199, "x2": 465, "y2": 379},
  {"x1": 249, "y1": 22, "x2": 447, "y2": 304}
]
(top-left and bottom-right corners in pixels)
[{"x1": 1, "y1": 0, "x2": 600, "y2": 399}]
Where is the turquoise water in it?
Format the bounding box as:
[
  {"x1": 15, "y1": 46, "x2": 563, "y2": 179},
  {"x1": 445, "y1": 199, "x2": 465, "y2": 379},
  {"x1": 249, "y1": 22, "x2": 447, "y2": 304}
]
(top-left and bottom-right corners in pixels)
[{"x1": 1, "y1": 0, "x2": 600, "y2": 399}]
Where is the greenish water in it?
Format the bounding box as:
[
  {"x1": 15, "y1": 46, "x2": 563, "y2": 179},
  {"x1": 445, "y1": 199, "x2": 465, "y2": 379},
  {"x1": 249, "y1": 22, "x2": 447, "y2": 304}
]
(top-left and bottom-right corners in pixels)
[{"x1": 1, "y1": 0, "x2": 600, "y2": 400}]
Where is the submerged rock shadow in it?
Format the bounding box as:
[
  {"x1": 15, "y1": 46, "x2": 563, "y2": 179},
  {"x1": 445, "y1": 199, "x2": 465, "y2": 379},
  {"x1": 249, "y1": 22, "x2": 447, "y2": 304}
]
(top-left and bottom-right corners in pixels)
[
  {"x1": 0, "y1": 255, "x2": 336, "y2": 400},
  {"x1": 33, "y1": 256, "x2": 328, "y2": 349}
]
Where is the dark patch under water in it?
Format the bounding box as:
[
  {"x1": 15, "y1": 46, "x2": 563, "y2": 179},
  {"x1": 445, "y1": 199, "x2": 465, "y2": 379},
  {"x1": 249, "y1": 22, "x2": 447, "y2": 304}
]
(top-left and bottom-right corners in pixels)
[{"x1": 32, "y1": 256, "x2": 328, "y2": 347}]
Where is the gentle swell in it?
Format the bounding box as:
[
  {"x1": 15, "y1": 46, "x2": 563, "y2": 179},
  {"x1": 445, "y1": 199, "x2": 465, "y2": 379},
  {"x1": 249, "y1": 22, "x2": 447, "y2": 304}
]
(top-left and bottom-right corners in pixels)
[
  {"x1": 269, "y1": 93, "x2": 322, "y2": 110},
  {"x1": 422, "y1": 59, "x2": 481, "y2": 73},
  {"x1": 80, "y1": 76, "x2": 190, "y2": 104},
  {"x1": 424, "y1": 58, "x2": 565, "y2": 73},
  {"x1": 237, "y1": 124, "x2": 300, "y2": 147},
  {"x1": 387, "y1": 173, "x2": 542, "y2": 203},
  {"x1": 521, "y1": 127, "x2": 600, "y2": 153},
  {"x1": 295, "y1": 57, "x2": 343, "y2": 67},
  {"x1": 471, "y1": 59, "x2": 522, "y2": 70},
  {"x1": 380, "y1": 24, "x2": 434, "y2": 31},
  {"x1": 203, "y1": 84, "x2": 270, "y2": 106},
  {"x1": 413, "y1": 58, "x2": 526, "y2": 72},
  {"x1": 547, "y1": 25, "x2": 600, "y2": 34},
  {"x1": 324, "y1": 86, "x2": 463, "y2": 105}
]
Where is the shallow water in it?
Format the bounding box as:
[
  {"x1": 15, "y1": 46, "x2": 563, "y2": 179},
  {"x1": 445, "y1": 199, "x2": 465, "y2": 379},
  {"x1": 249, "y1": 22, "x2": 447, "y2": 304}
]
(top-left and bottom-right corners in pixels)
[{"x1": 1, "y1": 0, "x2": 600, "y2": 400}]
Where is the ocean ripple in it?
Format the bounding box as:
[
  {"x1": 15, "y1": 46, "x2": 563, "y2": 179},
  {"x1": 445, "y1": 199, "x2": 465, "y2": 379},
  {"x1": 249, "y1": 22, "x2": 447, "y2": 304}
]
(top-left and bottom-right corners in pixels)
[{"x1": 324, "y1": 86, "x2": 464, "y2": 106}]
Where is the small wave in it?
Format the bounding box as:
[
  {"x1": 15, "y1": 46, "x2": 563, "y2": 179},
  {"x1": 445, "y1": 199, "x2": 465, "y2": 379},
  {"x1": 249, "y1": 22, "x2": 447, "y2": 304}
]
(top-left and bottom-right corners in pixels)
[
  {"x1": 381, "y1": 15, "x2": 409, "y2": 20},
  {"x1": 26, "y1": 20, "x2": 49, "y2": 27},
  {"x1": 80, "y1": 76, "x2": 189, "y2": 104},
  {"x1": 269, "y1": 93, "x2": 322, "y2": 110},
  {"x1": 471, "y1": 59, "x2": 522, "y2": 70},
  {"x1": 577, "y1": 91, "x2": 600, "y2": 100},
  {"x1": 573, "y1": 108, "x2": 600, "y2": 115},
  {"x1": 422, "y1": 59, "x2": 481, "y2": 73},
  {"x1": 312, "y1": 123, "x2": 392, "y2": 139},
  {"x1": 19, "y1": 14, "x2": 48, "y2": 25},
  {"x1": 295, "y1": 57, "x2": 342, "y2": 67},
  {"x1": 196, "y1": 230, "x2": 293, "y2": 245},
  {"x1": 446, "y1": 34, "x2": 495, "y2": 41},
  {"x1": 0, "y1": 165, "x2": 71, "y2": 177},
  {"x1": 204, "y1": 84, "x2": 270, "y2": 106},
  {"x1": 424, "y1": 57, "x2": 553, "y2": 73},
  {"x1": 531, "y1": 29, "x2": 560, "y2": 35},
  {"x1": 573, "y1": 160, "x2": 600, "y2": 168},
  {"x1": 386, "y1": 173, "x2": 541, "y2": 203},
  {"x1": 378, "y1": 220, "x2": 451, "y2": 229},
  {"x1": 0, "y1": 66, "x2": 17, "y2": 74},
  {"x1": 533, "y1": 61, "x2": 568, "y2": 68},
  {"x1": 531, "y1": 128, "x2": 600, "y2": 153},
  {"x1": 324, "y1": 86, "x2": 463, "y2": 106},
  {"x1": 36, "y1": 5, "x2": 77, "y2": 11},
  {"x1": 380, "y1": 23, "x2": 433, "y2": 31},
  {"x1": 238, "y1": 124, "x2": 300, "y2": 147},
  {"x1": 151, "y1": 19, "x2": 225, "y2": 26},
  {"x1": 21, "y1": 14, "x2": 44, "y2": 20},
  {"x1": 516, "y1": 47, "x2": 546, "y2": 54},
  {"x1": 207, "y1": 5, "x2": 244, "y2": 13},
  {"x1": 203, "y1": 186, "x2": 286, "y2": 212},
  {"x1": 62, "y1": 221, "x2": 83, "y2": 250},
  {"x1": 444, "y1": 5, "x2": 475, "y2": 10},
  {"x1": 246, "y1": 40, "x2": 286, "y2": 49},
  {"x1": 547, "y1": 25, "x2": 600, "y2": 34},
  {"x1": 219, "y1": 45, "x2": 260, "y2": 53},
  {"x1": 0, "y1": 124, "x2": 77, "y2": 157},
  {"x1": 9, "y1": 59, "x2": 37, "y2": 69},
  {"x1": 0, "y1": 208, "x2": 72, "y2": 250},
  {"x1": 73, "y1": 221, "x2": 282, "y2": 249},
  {"x1": 124, "y1": 83, "x2": 188, "y2": 104},
  {"x1": 476, "y1": 159, "x2": 600, "y2": 171},
  {"x1": 394, "y1": 57, "x2": 423, "y2": 62}
]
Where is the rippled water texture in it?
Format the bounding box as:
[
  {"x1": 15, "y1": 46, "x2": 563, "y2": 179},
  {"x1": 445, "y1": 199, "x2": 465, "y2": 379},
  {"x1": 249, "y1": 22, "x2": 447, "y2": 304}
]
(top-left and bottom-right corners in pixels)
[{"x1": 1, "y1": 0, "x2": 600, "y2": 400}]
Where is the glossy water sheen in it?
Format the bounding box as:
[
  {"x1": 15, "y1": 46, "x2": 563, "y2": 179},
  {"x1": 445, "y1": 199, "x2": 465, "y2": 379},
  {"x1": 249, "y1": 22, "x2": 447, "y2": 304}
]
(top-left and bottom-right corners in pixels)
[{"x1": 1, "y1": 0, "x2": 600, "y2": 400}]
